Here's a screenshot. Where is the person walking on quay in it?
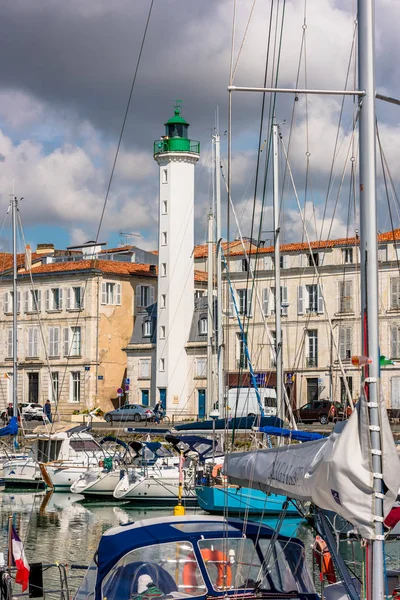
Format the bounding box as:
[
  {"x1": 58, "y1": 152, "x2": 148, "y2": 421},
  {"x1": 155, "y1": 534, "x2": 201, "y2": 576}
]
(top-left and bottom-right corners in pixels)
[{"x1": 44, "y1": 399, "x2": 52, "y2": 423}]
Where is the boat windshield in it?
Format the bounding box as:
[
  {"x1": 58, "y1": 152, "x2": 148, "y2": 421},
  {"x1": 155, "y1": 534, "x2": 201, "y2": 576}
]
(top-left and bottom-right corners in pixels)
[
  {"x1": 101, "y1": 541, "x2": 207, "y2": 600},
  {"x1": 197, "y1": 537, "x2": 314, "y2": 594}
]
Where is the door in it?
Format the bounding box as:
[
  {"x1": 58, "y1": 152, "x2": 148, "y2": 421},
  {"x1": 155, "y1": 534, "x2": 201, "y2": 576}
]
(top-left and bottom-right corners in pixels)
[
  {"x1": 28, "y1": 373, "x2": 39, "y2": 404},
  {"x1": 307, "y1": 378, "x2": 319, "y2": 404},
  {"x1": 159, "y1": 388, "x2": 166, "y2": 410},
  {"x1": 141, "y1": 390, "x2": 149, "y2": 406},
  {"x1": 198, "y1": 389, "x2": 206, "y2": 419}
]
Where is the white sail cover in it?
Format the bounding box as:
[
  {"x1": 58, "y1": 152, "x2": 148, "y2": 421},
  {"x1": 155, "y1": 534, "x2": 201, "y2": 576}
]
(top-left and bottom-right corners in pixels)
[{"x1": 224, "y1": 397, "x2": 400, "y2": 539}]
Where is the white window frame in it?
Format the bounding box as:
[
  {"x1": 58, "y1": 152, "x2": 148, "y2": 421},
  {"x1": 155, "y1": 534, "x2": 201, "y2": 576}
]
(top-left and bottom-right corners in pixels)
[
  {"x1": 161, "y1": 231, "x2": 167, "y2": 246},
  {"x1": 139, "y1": 358, "x2": 151, "y2": 378},
  {"x1": 6, "y1": 328, "x2": 13, "y2": 358},
  {"x1": 49, "y1": 371, "x2": 59, "y2": 402},
  {"x1": 338, "y1": 326, "x2": 352, "y2": 361},
  {"x1": 199, "y1": 317, "x2": 207, "y2": 335},
  {"x1": 70, "y1": 326, "x2": 81, "y2": 356},
  {"x1": 195, "y1": 357, "x2": 207, "y2": 377},
  {"x1": 162, "y1": 200, "x2": 168, "y2": 214},
  {"x1": 338, "y1": 280, "x2": 353, "y2": 313},
  {"x1": 101, "y1": 282, "x2": 121, "y2": 306},
  {"x1": 49, "y1": 326, "x2": 60, "y2": 357},
  {"x1": 162, "y1": 169, "x2": 168, "y2": 184},
  {"x1": 143, "y1": 320, "x2": 152, "y2": 338},
  {"x1": 28, "y1": 327, "x2": 39, "y2": 358},
  {"x1": 70, "y1": 371, "x2": 81, "y2": 403},
  {"x1": 160, "y1": 325, "x2": 166, "y2": 339},
  {"x1": 160, "y1": 294, "x2": 166, "y2": 309},
  {"x1": 159, "y1": 358, "x2": 165, "y2": 372},
  {"x1": 46, "y1": 288, "x2": 63, "y2": 311},
  {"x1": 391, "y1": 278, "x2": 400, "y2": 310},
  {"x1": 342, "y1": 248, "x2": 353, "y2": 264},
  {"x1": 161, "y1": 263, "x2": 167, "y2": 277},
  {"x1": 307, "y1": 330, "x2": 318, "y2": 367}
]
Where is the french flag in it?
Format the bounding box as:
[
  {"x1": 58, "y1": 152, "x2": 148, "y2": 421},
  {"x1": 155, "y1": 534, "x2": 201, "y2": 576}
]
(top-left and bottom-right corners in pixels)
[{"x1": 11, "y1": 526, "x2": 30, "y2": 591}]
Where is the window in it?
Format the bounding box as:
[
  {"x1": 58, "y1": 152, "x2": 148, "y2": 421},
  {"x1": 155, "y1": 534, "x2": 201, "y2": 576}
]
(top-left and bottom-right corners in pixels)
[
  {"x1": 270, "y1": 331, "x2": 277, "y2": 367},
  {"x1": 71, "y1": 372, "x2": 81, "y2": 403},
  {"x1": 342, "y1": 248, "x2": 353, "y2": 264},
  {"x1": 194, "y1": 290, "x2": 205, "y2": 299},
  {"x1": 241, "y1": 259, "x2": 249, "y2": 272},
  {"x1": 270, "y1": 287, "x2": 288, "y2": 316},
  {"x1": 161, "y1": 231, "x2": 167, "y2": 245},
  {"x1": 306, "y1": 284, "x2": 318, "y2": 313},
  {"x1": 195, "y1": 357, "x2": 207, "y2": 377},
  {"x1": 50, "y1": 371, "x2": 59, "y2": 402},
  {"x1": 160, "y1": 294, "x2": 166, "y2": 308},
  {"x1": 139, "y1": 358, "x2": 151, "y2": 378},
  {"x1": 66, "y1": 287, "x2": 84, "y2": 310},
  {"x1": 64, "y1": 327, "x2": 81, "y2": 357},
  {"x1": 101, "y1": 282, "x2": 121, "y2": 306},
  {"x1": 199, "y1": 317, "x2": 207, "y2": 335},
  {"x1": 396, "y1": 246, "x2": 400, "y2": 261},
  {"x1": 307, "y1": 378, "x2": 319, "y2": 403},
  {"x1": 280, "y1": 255, "x2": 288, "y2": 269},
  {"x1": 162, "y1": 169, "x2": 168, "y2": 183},
  {"x1": 237, "y1": 289, "x2": 252, "y2": 316},
  {"x1": 338, "y1": 280, "x2": 353, "y2": 313},
  {"x1": 4, "y1": 291, "x2": 20, "y2": 314},
  {"x1": 24, "y1": 289, "x2": 41, "y2": 313},
  {"x1": 136, "y1": 285, "x2": 154, "y2": 309},
  {"x1": 161, "y1": 263, "x2": 167, "y2": 277},
  {"x1": 46, "y1": 288, "x2": 62, "y2": 311},
  {"x1": 306, "y1": 330, "x2": 318, "y2": 367},
  {"x1": 308, "y1": 252, "x2": 319, "y2": 267},
  {"x1": 6, "y1": 329, "x2": 12, "y2": 358},
  {"x1": 162, "y1": 200, "x2": 168, "y2": 214},
  {"x1": 160, "y1": 325, "x2": 166, "y2": 339},
  {"x1": 391, "y1": 324, "x2": 400, "y2": 358},
  {"x1": 159, "y1": 358, "x2": 165, "y2": 371},
  {"x1": 264, "y1": 256, "x2": 273, "y2": 270},
  {"x1": 391, "y1": 278, "x2": 400, "y2": 310},
  {"x1": 143, "y1": 320, "x2": 152, "y2": 338},
  {"x1": 236, "y1": 332, "x2": 248, "y2": 369},
  {"x1": 338, "y1": 326, "x2": 352, "y2": 360},
  {"x1": 49, "y1": 327, "x2": 60, "y2": 357},
  {"x1": 28, "y1": 328, "x2": 39, "y2": 357}
]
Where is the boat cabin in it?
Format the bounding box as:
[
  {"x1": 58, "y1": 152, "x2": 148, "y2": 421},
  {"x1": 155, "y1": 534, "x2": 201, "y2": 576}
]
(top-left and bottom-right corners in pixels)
[{"x1": 75, "y1": 515, "x2": 317, "y2": 600}]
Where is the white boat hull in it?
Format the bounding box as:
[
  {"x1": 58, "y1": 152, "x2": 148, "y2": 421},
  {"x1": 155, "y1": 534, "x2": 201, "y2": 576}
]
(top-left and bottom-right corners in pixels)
[
  {"x1": 71, "y1": 468, "x2": 123, "y2": 497},
  {"x1": 113, "y1": 468, "x2": 196, "y2": 504},
  {"x1": 3, "y1": 459, "x2": 44, "y2": 487}
]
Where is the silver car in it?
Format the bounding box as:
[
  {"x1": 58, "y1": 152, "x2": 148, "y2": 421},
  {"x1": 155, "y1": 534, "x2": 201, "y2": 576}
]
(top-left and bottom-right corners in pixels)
[{"x1": 104, "y1": 404, "x2": 155, "y2": 423}]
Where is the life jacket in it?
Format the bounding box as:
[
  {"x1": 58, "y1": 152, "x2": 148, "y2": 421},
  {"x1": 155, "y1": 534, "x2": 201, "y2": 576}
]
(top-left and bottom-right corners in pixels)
[
  {"x1": 313, "y1": 535, "x2": 336, "y2": 584},
  {"x1": 183, "y1": 549, "x2": 232, "y2": 592}
]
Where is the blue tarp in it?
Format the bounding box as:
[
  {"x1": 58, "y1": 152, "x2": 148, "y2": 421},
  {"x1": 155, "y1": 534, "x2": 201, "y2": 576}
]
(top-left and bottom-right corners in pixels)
[
  {"x1": 175, "y1": 416, "x2": 283, "y2": 431},
  {"x1": 259, "y1": 425, "x2": 325, "y2": 442},
  {"x1": 0, "y1": 416, "x2": 18, "y2": 436}
]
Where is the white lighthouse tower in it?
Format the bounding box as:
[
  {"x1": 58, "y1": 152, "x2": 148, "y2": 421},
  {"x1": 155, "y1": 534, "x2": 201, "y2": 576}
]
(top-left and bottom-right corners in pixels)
[{"x1": 153, "y1": 106, "x2": 200, "y2": 414}]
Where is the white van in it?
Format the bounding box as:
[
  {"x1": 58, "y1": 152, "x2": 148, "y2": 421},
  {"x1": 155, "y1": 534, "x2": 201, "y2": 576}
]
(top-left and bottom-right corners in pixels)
[{"x1": 227, "y1": 387, "x2": 277, "y2": 418}]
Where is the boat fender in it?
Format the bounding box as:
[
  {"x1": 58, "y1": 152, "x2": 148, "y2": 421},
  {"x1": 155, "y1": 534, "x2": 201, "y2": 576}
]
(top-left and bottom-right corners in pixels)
[
  {"x1": 212, "y1": 464, "x2": 223, "y2": 479},
  {"x1": 183, "y1": 549, "x2": 232, "y2": 592},
  {"x1": 313, "y1": 535, "x2": 336, "y2": 584}
]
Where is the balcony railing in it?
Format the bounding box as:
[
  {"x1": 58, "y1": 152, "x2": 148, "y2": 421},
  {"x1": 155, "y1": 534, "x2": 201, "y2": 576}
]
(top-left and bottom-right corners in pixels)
[
  {"x1": 154, "y1": 139, "x2": 200, "y2": 155},
  {"x1": 306, "y1": 357, "x2": 318, "y2": 368}
]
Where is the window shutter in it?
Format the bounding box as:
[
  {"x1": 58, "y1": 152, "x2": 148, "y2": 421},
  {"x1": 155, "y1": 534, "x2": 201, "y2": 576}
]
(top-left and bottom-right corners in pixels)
[
  {"x1": 7, "y1": 329, "x2": 12, "y2": 358},
  {"x1": 54, "y1": 327, "x2": 60, "y2": 356},
  {"x1": 66, "y1": 288, "x2": 71, "y2": 310},
  {"x1": 59, "y1": 288, "x2": 63, "y2": 310},
  {"x1": 391, "y1": 325, "x2": 398, "y2": 358},
  {"x1": 4, "y1": 292, "x2": 8, "y2": 314},
  {"x1": 262, "y1": 288, "x2": 269, "y2": 316},
  {"x1": 317, "y1": 284, "x2": 324, "y2": 314},
  {"x1": 28, "y1": 329, "x2": 33, "y2": 357},
  {"x1": 282, "y1": 255, "x2": 288, "y2": 269},
  {"x1": 49, "y1": 327, "x2": 54, "y2": 356},
  {"x1": 63, "y1": 328, "x2": 70, "y2": 356},
  {"x1": 391, "y1": 279, "x2": 400, "y2": 310},
  {"x1": 346, "y1": 281, "x2": 352, "y2": 312},
  {"x1": 339, "y1": 327, "x2": 345, "y2": 360},
  {"x1": 36, "y1": 290, "x2": 41, "y2": 311},
  {"x1": 346, "y1": 327, "x2": 352, "y2": 359},
  {"x1": 116, "y1": 283, "x2": 121, "y2": 305},
  {"x1": 33, "y1": 328, "x2": 39, "y2": 356},
  {"x1": 101, "y1": 282, "x2": 107, "y2": 305},
  {"x1": 281, "y1": 286, "x2": 288, "y2": 316},
  {"x1": 80, "y1": 287, "x2": 84, "y2": 309},
  {"x1": 264, "y1": 256, "x2": 273, "y2": 270},
  {"x1": 150, "y1": 286, "x2": 155, "y2": 305},
  {"x1": 46, "y1": 289, "x2": 50, "y2": 311},
  {"x1": 297, "y1": 286, "x2": 304, "y2": 315},
  {"x1": 247, "y1": 289, "x2": 253, "y2": 317},
  {"x1": 17, "y1": 291, "x2": 20, "y2": 314},
  {"x1": 229, "y1": 289, "x2": 236, "y2": 317},
  {"x1": 136, "y1": 285, "x2": 142, "y2": 308}
]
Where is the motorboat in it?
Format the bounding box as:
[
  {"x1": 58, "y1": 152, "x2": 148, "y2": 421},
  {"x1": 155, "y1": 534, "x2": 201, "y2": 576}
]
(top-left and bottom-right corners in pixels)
[{"x1": 74, "y1": 515, "x2": 318, "y2": 600}]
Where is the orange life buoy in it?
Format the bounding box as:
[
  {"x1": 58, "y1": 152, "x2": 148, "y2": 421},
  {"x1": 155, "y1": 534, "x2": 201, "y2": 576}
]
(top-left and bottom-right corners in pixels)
[
  {"x1": 183, "y1": 549, "x2": 232, "y2": 592},
  {"x1": 212, "y1": 464, "x2": 223, "y2": 479},
  {"x1": 313, "y1": 535, "x2": 336, "y2": 584}
]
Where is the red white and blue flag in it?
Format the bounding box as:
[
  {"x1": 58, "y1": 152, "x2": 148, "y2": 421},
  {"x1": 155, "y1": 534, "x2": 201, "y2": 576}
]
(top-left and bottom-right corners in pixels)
[{"x1": 11, "y1": 526, "x2": 30, "y2": 591}]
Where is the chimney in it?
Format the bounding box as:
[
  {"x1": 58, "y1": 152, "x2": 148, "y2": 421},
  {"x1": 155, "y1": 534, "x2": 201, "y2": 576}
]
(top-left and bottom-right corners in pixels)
[
  {"x1": 36, "y1": 243, "x2": 55, "y2": 255},
  {"x1": 25, "y1": 245, "x2": 32, "y2": 271},
  {"x1": 149, "y1": 264, "x2": 156, "y2": 274}
]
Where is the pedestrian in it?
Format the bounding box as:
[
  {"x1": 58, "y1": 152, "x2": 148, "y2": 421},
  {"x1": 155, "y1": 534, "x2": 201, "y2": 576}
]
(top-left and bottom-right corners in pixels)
[
  {"x1": 44, "y1": 399, "x2": 52, "y2": 423},
  {"x1": 7, "y1": 402, "x2": 13, "y2": 419},
  {"x1": 153, "y1": 401, "x2": 162, "y2": 424}
]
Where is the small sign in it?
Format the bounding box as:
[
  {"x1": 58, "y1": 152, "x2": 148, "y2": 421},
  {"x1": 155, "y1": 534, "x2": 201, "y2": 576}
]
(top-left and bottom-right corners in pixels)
[
  {"x1": 125, "y1": 385, "x2": 130, "y2": 392},
  {"x1": 84, "y1": 366, "x2": 90, "y2": 371},
  {"x1": 254, "y1": 373, "x2": 266, "y2": 387},
  {"x1": 117, "y1": 387, "x2": 123, "y2": 395},
  {"x1": 286, "y1": 373, "x2": 294, "y2": 384},
  {"x1": 318, "y1": 377, "x2": 324, "y2": 385},
  {"x1": 118, "y1": 392, "x2": 124, "y2": 397},
  {"x1": 125, "y1": 378, "x2": 130, "y2": 385},
  {"x1": 173, "y1": 395, "x2": 179, "y2": 405},
  {"x1": 98, "y1": 375, "x2": 104, "y2": 381}
]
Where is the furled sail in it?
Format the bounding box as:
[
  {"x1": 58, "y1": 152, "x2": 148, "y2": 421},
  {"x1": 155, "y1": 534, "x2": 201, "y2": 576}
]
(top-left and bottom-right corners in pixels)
[{"x1": 224, "y1": 396, "x2": 400, "y2": 539}]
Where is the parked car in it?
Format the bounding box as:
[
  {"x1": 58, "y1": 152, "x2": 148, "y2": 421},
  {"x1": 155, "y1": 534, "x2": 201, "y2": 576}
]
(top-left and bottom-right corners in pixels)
[
  {"x1": 104, "y1": 404, "x2": 155, "y2": 424},
  {"x1": 22, "y1": 403, "x2": 45, "y2": 421},
  {"x1": 293, "y1": 400, "x2": 344, "y2": 425}
]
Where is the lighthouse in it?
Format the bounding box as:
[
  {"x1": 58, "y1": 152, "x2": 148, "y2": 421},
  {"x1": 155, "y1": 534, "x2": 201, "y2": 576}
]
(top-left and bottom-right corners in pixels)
[{"x1": 153, "y1": 106, "x2": 200, "y2": 413}]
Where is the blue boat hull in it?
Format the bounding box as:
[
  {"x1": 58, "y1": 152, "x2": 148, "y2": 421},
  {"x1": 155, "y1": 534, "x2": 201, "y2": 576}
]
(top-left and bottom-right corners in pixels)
[{"x1": 196, "y1": 485, "x2": 299, "y2": 515}]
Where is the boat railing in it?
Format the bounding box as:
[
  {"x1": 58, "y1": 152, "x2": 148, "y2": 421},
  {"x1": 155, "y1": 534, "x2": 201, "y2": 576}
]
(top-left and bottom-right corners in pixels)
[{"x1": 0, "y1": 562, "x2": 88, "y2": 599}]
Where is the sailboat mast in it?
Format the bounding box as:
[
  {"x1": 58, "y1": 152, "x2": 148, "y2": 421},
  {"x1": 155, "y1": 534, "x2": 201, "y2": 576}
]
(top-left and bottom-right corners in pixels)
[
  {"x1": 207, "y1": 211, "x2": 214, "y2": 417},
  {"x1": 272, "y1": 123, "x2": 283, "y2": 423},
  {"x1": 12, "y1": 196, "x2": 18, "y2": 416},
  {"x1": 214, "y1": 117, "x2": 224, "y2": 416},
  {"x1": 357, "y1": 0, "x2": 384, "y2": 597}
]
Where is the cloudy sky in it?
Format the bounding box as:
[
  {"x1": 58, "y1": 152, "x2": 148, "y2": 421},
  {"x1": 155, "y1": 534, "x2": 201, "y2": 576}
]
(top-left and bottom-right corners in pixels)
[{"x1": 0, "y1": 0, "x2": 399, "y2": 254}]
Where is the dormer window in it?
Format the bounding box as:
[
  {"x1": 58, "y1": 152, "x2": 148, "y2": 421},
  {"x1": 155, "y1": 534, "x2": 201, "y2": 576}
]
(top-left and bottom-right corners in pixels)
[
  {"x1": 308, "y1": 252, "x2": 319, "y2": 267},
  {"x1": 199, "y1": 317, "x2": 207, "y2": 336},
  {"x1": 143, "y1": 320, "x2": 152, "y2": 338}
]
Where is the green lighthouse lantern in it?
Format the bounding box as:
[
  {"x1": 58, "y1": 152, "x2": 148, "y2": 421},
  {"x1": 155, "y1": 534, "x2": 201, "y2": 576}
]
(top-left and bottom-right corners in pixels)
[{"x1": 154, "y1": 103, "x2": 200, "y2": 156}]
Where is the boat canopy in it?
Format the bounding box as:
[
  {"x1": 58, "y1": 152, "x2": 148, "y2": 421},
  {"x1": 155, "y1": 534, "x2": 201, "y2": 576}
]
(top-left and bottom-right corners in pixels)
[
  {"x1": 0, "y1": 416, "x2": 18, "y2": 437},
  {"x1": 165, "y1": 434, "x2": 224, "y2": 461},
  {"x1": 259, "y1": 426, "x2": 324, "y2": 442},
  {"x1": 225, "y1": 398, "x2": 400, "y2": 540},
  {"x1": 175, "y1": 416, "x2": 283, "y2": 432}
]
